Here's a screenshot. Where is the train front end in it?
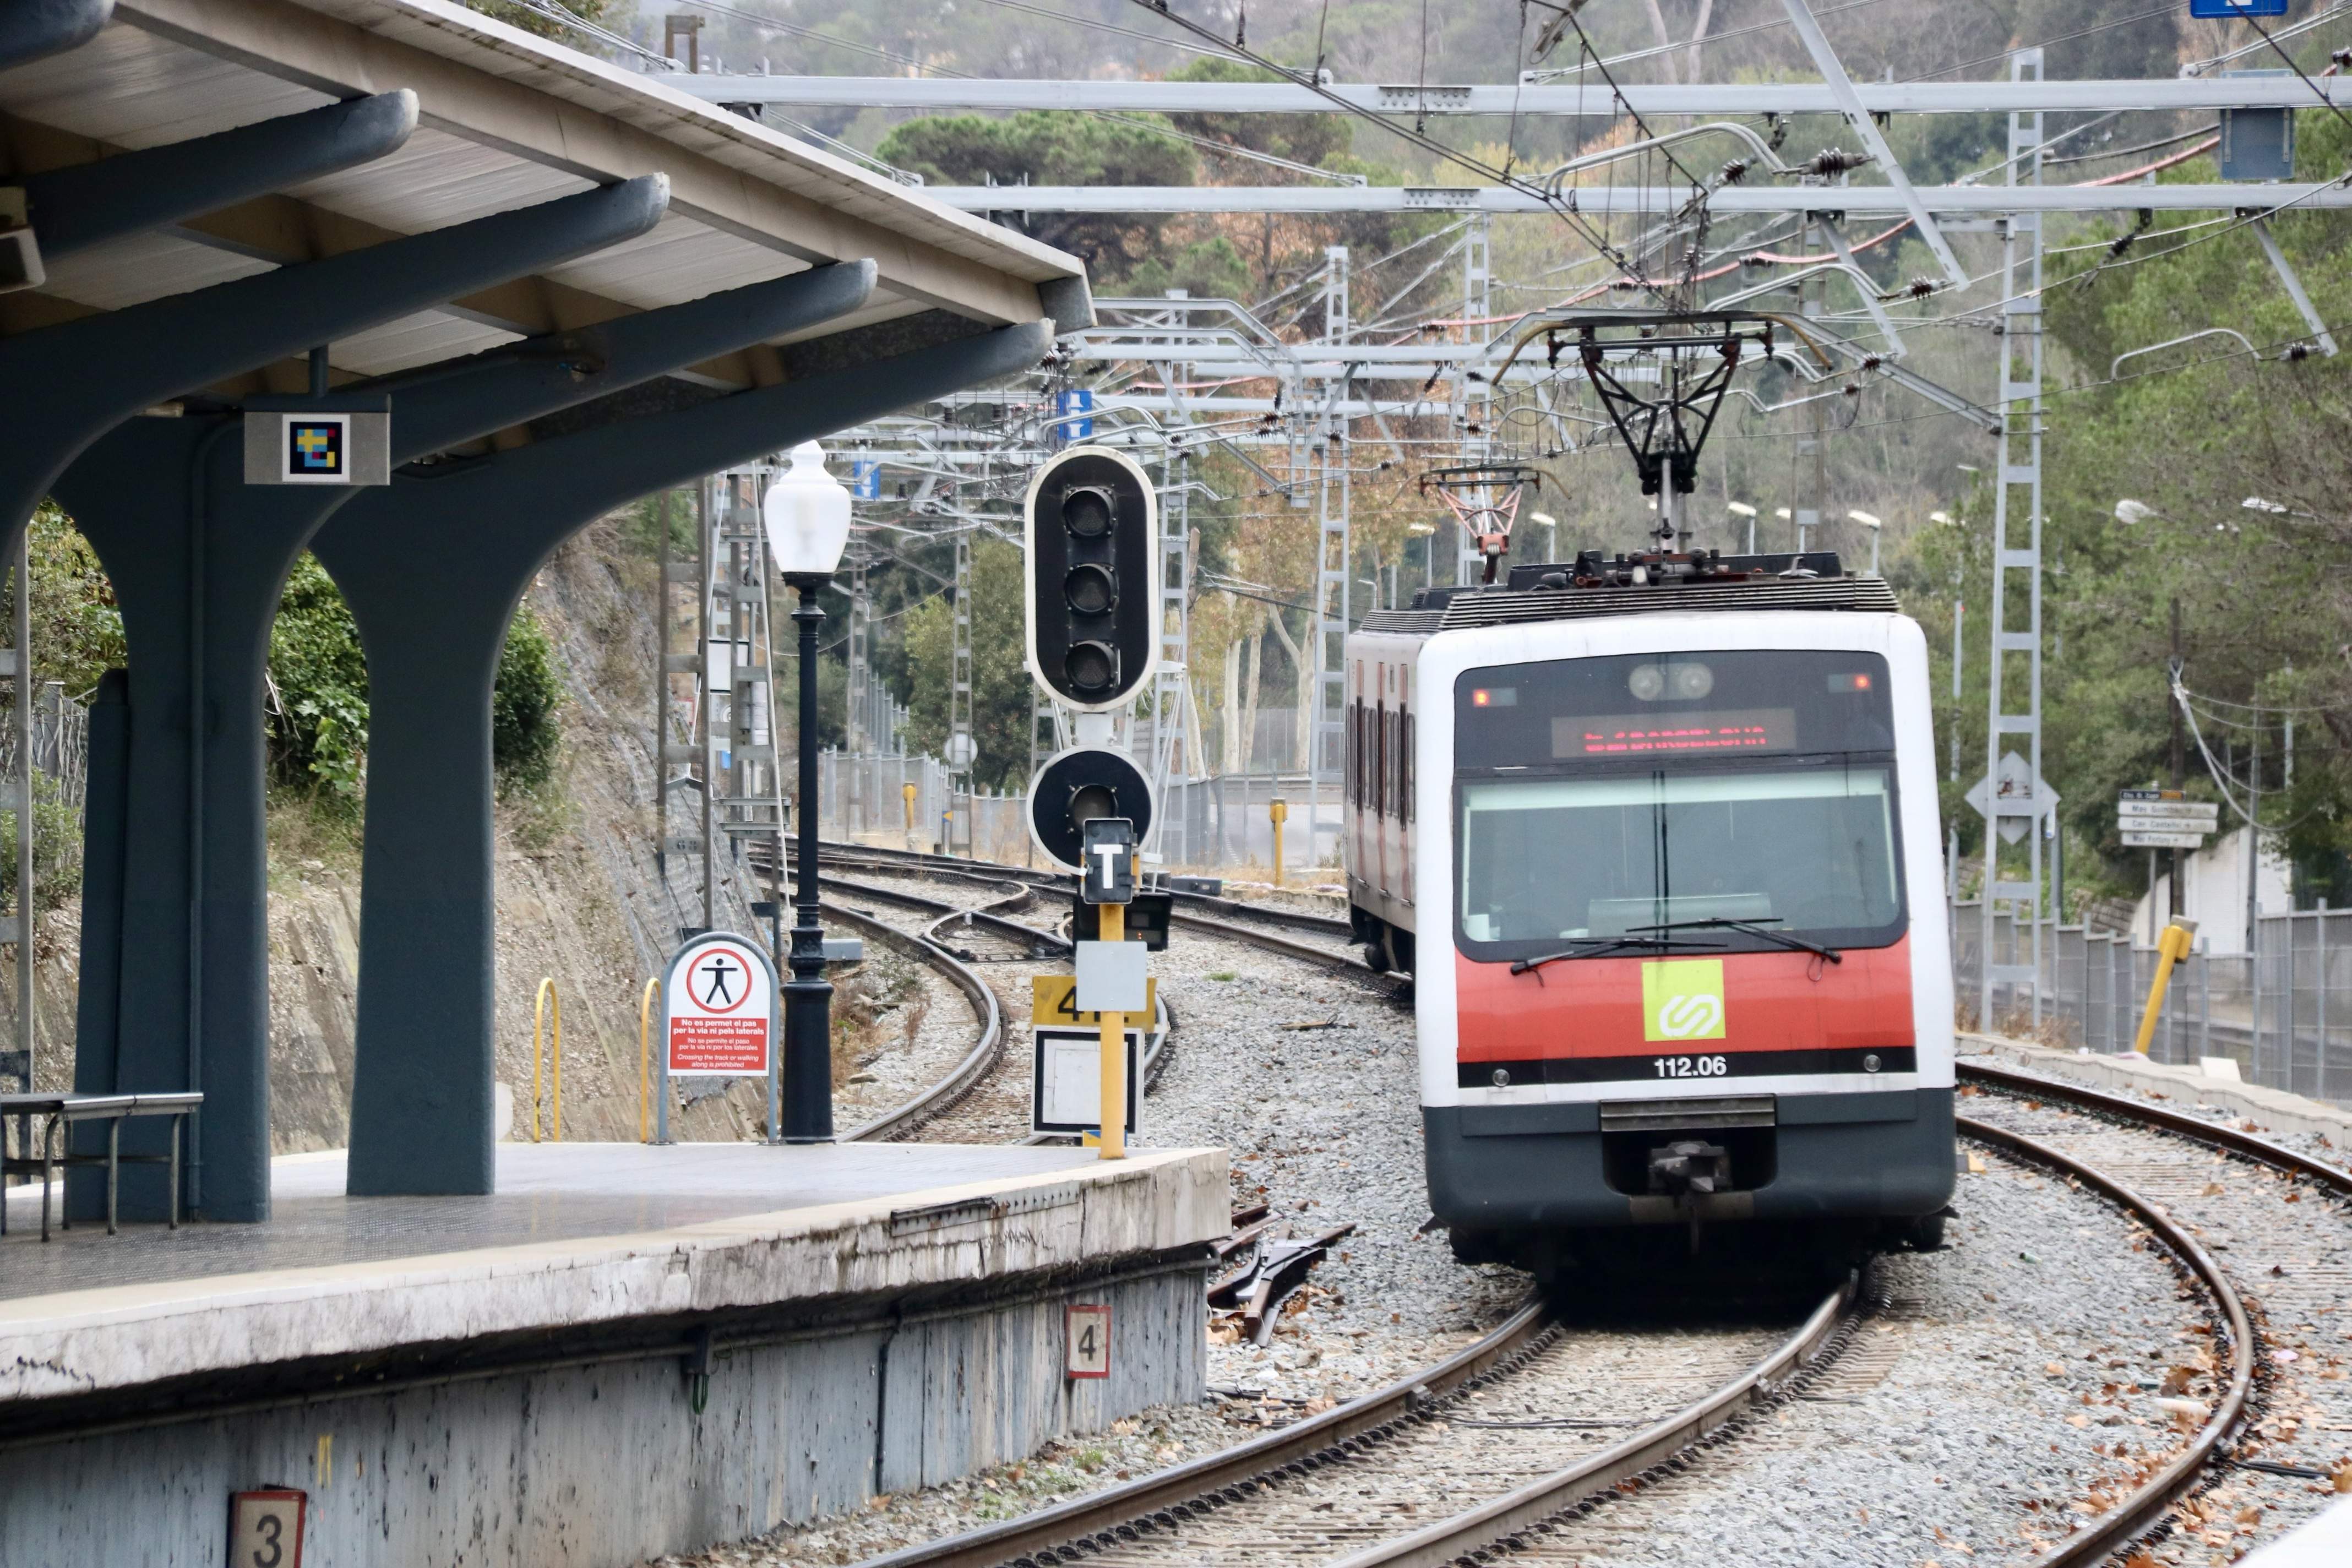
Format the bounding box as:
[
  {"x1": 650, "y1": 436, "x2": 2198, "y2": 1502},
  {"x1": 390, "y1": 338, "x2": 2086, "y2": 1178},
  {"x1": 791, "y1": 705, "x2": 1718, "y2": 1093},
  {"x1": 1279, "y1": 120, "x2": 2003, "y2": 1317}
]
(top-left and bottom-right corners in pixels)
[{"x1": 1418, "y1": 607, "x2": 1954, "y2": 1264}]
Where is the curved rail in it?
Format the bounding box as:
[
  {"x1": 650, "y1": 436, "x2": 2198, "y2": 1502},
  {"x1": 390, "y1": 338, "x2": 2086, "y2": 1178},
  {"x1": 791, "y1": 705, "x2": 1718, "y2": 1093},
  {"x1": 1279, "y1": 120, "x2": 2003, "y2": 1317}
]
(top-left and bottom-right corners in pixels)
[
  {"x1": 852, "y1": 1068, "x2": 2285, "y2": 1568},
  {"x1": 813, "y1": 898, "x2": 1009, "y2": 1144},
  {"x1": 801, "y1": 846, "x2": 1389, "y2": 993},
  {"x1": 858, "y1": 1294, "x2": 1554, "y2": 1568},
  {"x1": 794, "y1": 837, "x2": 1357, "y2": 940},
  {"x1": 795, "y1": 863, "x2": 1173, "y2": 1141},
  {"x1": 1329, "y1": 1278, "x2": 1857, "y2": 1568},
  {"x1": 1954, "y1": 1087, "x2": 2274, "y2": 1568},
  {"x1": 827, "y1": 869, "x2": 1185, "y2": 1104},
  {"x1": 1960, "y1": 1057, "x2": 2352, "y2": 1193},
  {"x1": 859, "y1": 1278, "x2": 1855, "y2": 1568}
]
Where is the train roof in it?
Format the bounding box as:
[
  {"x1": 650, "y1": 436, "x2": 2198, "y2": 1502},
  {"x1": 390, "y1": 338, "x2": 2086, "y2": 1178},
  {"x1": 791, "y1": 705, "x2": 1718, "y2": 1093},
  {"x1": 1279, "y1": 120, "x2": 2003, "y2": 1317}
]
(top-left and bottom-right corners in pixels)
[{"x1": 1358, "y1": 549, "x2": 1902, "y2": 637}]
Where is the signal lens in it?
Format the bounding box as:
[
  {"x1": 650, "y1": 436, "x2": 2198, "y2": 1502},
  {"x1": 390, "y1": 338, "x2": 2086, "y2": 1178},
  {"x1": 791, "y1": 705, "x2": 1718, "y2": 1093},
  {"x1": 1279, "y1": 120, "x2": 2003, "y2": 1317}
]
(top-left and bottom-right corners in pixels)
[
  {"x1": 1062, "y1": 486, "x2": 1113, "y2": 538},
  {"x1": 1066, "y1": 641, "x2": 1117, "y2": 694},
  {"x1": 1064, "y1": 562, "x2": 1117, "y2": 616},
  {"x1": 1069, "y1": 783, "x2": 1116, "y2": 826}
]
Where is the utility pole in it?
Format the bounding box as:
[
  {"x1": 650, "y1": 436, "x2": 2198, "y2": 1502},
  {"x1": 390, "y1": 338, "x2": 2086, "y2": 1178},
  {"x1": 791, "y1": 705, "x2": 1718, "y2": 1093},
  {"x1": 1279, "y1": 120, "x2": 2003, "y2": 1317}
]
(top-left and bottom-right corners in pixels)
[
  {"x1": 1979, "y1": 48, "x2": 2050, "y2": 1028},
  {"x1": 696, "y1": 477, "x2": 717, "y2": 932},
  {"x1": 1794, "y1": 213, "x2": 1827, "y2": 557},
  {"x1": 2169, "y1": 596, "x2": 2184, "y2": 918},
  {"x1": 949, "y1": 530, "x2": 973, "y2": 854},
  {"x1": 1456, "y1": 221, "x2": 1490, "y2": 586}
]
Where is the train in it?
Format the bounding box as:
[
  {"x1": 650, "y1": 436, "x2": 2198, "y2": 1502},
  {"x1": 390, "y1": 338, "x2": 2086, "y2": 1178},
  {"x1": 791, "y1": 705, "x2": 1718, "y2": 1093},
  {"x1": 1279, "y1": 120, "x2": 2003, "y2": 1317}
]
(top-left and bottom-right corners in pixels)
[{"x1": 1342, "y1": 547, "x2": 1955, "y2": 1273}]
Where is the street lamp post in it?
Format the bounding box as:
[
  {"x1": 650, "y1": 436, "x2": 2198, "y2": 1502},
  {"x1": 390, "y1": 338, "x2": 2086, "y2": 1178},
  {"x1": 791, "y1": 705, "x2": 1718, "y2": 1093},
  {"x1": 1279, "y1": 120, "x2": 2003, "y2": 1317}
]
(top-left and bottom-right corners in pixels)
[
  {"x1": 1727, "y1": 500, "x2": 1757, "y2": 553},
  {"x1": 1848, "y1": 510, "x2": 1883, "y2": 573},
  {"x1": 763, "y1": 441, "x2": 852, "y2": 1144}
]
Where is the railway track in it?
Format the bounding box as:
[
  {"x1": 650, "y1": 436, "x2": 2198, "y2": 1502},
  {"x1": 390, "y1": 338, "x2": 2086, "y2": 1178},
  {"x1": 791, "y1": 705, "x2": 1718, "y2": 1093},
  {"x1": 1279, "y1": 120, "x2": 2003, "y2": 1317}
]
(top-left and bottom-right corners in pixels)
[
  {"x1": 791, "y1": 841, "x2": 1394, "y2": 994},
  {"x1": 1954, "y1": 1058, "x2": 2352, "y2": 1566},
  {"x1": 831, "y1": 1081, "x2": 2327, "y2": 1568},
  {"x1": 749, "y1": 847, "x2": 1172, "y2": 1141},
  {"x1": 728, "y1": 843, "x2": 2349, "y2": 1566}
]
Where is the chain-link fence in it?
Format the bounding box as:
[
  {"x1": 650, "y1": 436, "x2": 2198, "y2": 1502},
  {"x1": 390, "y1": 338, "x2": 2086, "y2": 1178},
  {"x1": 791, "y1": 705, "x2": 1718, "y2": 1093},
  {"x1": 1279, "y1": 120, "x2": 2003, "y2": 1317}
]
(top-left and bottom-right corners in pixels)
[
  {"x1": 810, "y1": 752, "x2": 1348, "y2": 878},
  {"x1": 1954, "y1": 899, "x2": 2352, "y2": 1107}
]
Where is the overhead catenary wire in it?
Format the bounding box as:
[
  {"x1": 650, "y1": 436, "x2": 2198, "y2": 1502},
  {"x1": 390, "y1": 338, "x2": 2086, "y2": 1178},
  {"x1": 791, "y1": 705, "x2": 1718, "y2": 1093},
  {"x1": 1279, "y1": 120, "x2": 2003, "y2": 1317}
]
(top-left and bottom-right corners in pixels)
[{"x1": 672, "y1": 0, "x2": 1360, "y2": 184}]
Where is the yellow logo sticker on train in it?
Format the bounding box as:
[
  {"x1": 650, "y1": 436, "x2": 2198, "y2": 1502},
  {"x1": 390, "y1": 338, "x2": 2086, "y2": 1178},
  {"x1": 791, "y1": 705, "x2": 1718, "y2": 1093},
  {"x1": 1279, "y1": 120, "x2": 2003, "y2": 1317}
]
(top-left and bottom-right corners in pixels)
[{"x1": 1642, "y1": 959, "x2": 1726, "y2": 1042}]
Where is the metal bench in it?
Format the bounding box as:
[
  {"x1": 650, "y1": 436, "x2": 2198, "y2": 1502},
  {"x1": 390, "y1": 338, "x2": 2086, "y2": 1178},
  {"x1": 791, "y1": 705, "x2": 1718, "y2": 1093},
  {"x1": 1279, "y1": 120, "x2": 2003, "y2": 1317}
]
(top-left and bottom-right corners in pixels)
[{"x1": 1, "y1": 1092, "x2": 203, "y2": 1240}]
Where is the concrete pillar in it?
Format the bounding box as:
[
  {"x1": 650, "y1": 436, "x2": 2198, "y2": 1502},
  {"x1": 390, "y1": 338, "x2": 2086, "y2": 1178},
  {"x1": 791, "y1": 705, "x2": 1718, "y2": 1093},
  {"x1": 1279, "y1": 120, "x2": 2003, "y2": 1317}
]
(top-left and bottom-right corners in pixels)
[
  {"x1": 320, "y1": 320, "x2": 1052, "y2": 1195},
  {"x1": 51, "y1": 181, "x2": 672, "y2": 1221}
]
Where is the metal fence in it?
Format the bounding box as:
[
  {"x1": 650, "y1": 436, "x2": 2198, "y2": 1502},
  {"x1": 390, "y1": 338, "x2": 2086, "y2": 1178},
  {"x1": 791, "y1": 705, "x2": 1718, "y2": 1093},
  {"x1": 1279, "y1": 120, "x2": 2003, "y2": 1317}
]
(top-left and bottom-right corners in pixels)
[
  {"x1": 815, "y1": 752, "x2": 1037, "y2": 864},
  {"x1": 1955, "y1": 899, "x2": 2351, "y2": 1107},
  {"x1": 0, "y1": 685, "x2": 87, "y2": 811},
  {"x1": 810, "y1": 752, "x2": 1348, "y2": 878}
]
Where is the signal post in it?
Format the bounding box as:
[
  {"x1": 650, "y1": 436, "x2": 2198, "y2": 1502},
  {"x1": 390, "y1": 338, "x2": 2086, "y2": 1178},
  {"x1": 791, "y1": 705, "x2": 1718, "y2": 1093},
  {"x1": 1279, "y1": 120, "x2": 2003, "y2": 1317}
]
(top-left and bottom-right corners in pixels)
[{"x1": 1023, "y1": 448, "x2": 1159, "y2": 1159}]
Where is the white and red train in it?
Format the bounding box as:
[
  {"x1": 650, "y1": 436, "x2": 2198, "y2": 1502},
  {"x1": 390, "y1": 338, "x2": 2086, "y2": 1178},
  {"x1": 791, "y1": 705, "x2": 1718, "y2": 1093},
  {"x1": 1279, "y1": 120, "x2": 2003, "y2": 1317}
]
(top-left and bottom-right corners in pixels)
[{"x1": 1343, "y1": 549, "x2": 1954, "y2": 1270}]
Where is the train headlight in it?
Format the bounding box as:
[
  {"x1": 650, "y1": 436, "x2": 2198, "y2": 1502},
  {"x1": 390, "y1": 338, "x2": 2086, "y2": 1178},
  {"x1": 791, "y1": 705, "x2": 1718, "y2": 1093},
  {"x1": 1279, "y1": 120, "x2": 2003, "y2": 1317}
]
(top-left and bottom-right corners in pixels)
[{"x1": 1629, "y1": 662, "x2": 1715, "y2": 701}]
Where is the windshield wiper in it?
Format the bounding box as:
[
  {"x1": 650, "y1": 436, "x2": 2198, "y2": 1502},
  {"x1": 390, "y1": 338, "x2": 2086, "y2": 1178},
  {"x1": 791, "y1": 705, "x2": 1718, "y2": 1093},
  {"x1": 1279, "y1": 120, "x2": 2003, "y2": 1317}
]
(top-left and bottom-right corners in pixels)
[
  {"x1": 1624, "y1": 918, "x2": 1842, "y2": 963},
  {"x1": 1510, "y1": 935, "x2": 1723, "y2": 976}
]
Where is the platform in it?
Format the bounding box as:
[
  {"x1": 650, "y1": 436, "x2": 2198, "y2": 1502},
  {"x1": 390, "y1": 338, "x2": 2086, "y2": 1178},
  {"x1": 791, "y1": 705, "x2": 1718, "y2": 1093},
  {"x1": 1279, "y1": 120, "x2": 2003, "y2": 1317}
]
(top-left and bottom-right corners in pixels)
[{"x1": 0, "y1": 1141, "x2": 1225, "y2": 1566}]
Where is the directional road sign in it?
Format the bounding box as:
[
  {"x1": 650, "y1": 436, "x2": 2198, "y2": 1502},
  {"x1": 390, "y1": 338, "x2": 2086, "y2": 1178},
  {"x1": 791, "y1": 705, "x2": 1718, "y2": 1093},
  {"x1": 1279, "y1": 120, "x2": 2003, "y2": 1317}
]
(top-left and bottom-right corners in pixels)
[
  {"x1": 2122, "y1": 829, "x2": 2212, "y2": 850},
  {"x1": 2118, "y1": 799, "x2": 2220, "y2": 823}
]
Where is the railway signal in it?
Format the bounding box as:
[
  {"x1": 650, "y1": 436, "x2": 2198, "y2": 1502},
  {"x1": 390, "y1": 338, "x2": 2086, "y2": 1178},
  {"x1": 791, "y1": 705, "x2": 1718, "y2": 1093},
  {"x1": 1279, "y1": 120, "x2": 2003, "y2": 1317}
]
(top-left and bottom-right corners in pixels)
[
  {"x1": 1026, "y1": 743, "x2": 1154, "y2": 873},
  {"x1": 1023, "y1": 445, "x2": 1157, "y2": 711},
  {"x1": 1022, "y1": 447, "x2": 1160, "y2": 1164}
]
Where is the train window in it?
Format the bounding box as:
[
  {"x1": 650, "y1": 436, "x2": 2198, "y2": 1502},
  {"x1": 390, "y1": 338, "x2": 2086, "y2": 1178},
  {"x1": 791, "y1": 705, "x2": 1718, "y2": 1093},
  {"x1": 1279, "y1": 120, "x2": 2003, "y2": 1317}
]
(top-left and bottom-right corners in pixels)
[
  {"x1": 1402, "y1": 711, "x2": 1414, "y2": 821},
  {"x1": 1354, "y1": 710, "x2": 1373, "y2": 818},
  {"x1": 1456, "y1": 769, "x2": 1904, "y2": 956},
  {"x1": 1373, "y1": 710, "x2": 1392, "y2": 823},
  {"x1": 1372, "y1": 703, "x2": 1386, "y2": 816}
]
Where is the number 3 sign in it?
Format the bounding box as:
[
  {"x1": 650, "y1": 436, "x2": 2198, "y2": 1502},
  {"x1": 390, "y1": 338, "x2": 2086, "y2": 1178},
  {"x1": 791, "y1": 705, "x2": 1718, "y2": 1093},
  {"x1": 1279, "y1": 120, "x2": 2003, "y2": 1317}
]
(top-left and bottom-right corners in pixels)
[{"x1": 230, "y1": 1490, "x2": 306, "y2": 1567}]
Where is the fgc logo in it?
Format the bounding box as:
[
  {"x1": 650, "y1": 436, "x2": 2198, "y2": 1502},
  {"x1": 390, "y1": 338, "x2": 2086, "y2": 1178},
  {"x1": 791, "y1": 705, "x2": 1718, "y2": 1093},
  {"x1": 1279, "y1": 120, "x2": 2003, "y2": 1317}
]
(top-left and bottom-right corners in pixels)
[{"x1": 1642, "y1": 960, "x2": 1728, "y2": 1043}]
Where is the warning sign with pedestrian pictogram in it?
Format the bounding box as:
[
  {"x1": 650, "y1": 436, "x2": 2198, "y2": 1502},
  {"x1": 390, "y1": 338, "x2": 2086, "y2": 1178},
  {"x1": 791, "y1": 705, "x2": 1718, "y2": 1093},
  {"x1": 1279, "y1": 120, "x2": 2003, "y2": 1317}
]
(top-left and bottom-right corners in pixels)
[{"x1": 663, "y1": 932, "x2": 777, "y2": 1076}]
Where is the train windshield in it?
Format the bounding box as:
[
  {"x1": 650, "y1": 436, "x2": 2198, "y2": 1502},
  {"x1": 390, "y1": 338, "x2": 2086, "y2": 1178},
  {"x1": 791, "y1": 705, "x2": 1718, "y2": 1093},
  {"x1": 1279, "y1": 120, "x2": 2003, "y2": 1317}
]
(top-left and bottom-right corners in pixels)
[{"x1": 1455, "y1": 650, "x2": 1905, "y2": 959}]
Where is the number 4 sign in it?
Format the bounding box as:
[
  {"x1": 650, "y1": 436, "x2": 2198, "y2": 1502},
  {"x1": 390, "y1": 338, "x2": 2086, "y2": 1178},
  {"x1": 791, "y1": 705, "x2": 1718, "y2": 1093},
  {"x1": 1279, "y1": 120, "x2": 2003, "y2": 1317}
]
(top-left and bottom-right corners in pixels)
[
  {"x1": 229, "y1": 1490, "x2": 305, "y2": 1567},
  {"x1": 1065, "y1": 1303, "x2": 1111, "y2": 1380}
]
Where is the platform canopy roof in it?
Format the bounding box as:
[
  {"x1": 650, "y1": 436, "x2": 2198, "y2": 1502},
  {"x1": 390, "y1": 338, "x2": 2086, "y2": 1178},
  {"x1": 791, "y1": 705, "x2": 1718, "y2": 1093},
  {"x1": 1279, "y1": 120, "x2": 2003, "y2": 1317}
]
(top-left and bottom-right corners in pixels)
[{"x1": 0, "y1": 0, "x2": 1092, "y2": 395}]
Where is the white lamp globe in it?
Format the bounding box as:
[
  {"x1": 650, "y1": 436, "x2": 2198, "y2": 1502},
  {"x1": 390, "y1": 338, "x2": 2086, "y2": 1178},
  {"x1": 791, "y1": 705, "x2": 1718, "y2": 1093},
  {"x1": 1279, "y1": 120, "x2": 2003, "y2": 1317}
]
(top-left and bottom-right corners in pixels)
[{"x1": 763, "y1": 441, "x2": 852, "y2": 579}]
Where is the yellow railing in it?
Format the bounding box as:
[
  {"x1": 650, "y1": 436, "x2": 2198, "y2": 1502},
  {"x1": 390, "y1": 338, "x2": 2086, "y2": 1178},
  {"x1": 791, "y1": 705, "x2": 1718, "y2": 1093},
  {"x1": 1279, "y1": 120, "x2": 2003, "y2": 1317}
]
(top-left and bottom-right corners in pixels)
[
  {"x1": 638, "y1": 976, "x2": 660, "y2": 1142},
  {"x1": 531, "y1": 977, "x2": 563, "y2": 1142}
]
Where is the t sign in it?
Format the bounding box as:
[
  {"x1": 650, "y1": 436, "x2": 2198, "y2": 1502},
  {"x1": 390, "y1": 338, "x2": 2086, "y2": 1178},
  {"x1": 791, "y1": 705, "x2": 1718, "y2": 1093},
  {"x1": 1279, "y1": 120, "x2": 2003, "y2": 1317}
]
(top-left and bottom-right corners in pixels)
[{"x1": 1080, "y1": 817, "x2": 1136, "y2": 906}]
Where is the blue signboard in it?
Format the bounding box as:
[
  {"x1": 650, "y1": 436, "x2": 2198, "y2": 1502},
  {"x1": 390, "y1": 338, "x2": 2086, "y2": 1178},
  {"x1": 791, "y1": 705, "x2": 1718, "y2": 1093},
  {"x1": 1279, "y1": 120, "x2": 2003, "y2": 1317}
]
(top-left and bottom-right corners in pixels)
[
  {"x1": 851, "y1": 459, "x2": 881, "y2": 499},
  {"x1": 2190, "y1": 1, "x2": 2288, "y2": 18},
  {"x1": 1053, "y1": 388, "x2": 1095, "y2": 444}
]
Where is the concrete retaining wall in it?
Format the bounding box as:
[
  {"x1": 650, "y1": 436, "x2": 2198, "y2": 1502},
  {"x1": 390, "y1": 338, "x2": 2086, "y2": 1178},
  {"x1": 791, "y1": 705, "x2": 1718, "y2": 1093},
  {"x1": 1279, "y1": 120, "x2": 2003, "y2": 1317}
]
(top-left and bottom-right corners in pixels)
[{"x1": 0, "y1": 1253, "x2": 1205, "y2": 1566}]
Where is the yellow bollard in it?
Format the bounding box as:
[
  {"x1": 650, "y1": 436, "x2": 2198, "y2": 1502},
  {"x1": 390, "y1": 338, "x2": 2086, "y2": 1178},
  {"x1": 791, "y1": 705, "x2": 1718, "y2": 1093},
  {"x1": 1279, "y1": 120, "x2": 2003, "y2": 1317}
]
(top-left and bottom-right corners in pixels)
[
  {"x1": 903, "y1": 781, "x2": 919, "y2": 851},
  {"x1": 2132, "y1": 921, "x2": 2199, "y2": 1055},
  {"x1": 532, "y1": 977, "x2": 563, "y2": 1142},
  {"x1": 638, "y1": 976, "x2": 660, "y2": 1144},
  {"x1": 1097, "y1": 901, "x2": 1126, "y2": 1161},
  {"x1": 1269, "y1": 797, "x2": 1288, "y2": 888}
]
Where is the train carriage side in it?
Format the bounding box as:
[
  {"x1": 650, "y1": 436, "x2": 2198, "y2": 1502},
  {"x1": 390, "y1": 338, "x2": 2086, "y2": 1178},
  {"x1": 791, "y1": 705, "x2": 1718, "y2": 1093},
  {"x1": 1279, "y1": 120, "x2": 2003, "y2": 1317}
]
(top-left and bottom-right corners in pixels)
[
  {"x1": 1343, "y1": 623, "x2": 1433, "y2": 974},
  {"x1": 1375, "y1": 601, "x2": 1953, "y2": 1261}
]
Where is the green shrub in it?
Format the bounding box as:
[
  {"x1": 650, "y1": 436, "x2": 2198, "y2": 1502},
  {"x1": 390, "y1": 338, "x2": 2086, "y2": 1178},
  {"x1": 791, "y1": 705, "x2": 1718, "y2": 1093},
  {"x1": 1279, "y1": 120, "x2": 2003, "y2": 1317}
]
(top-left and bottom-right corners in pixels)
[
  {"x1": 493, "y1": 602, "x2": 564, "y2": 798},
  {"x1": 266, "y1": 553, "x2": 565, "y2": 803},
  {"x1": 268, "y1": 555, "x2": 371, "y2": 800}
]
